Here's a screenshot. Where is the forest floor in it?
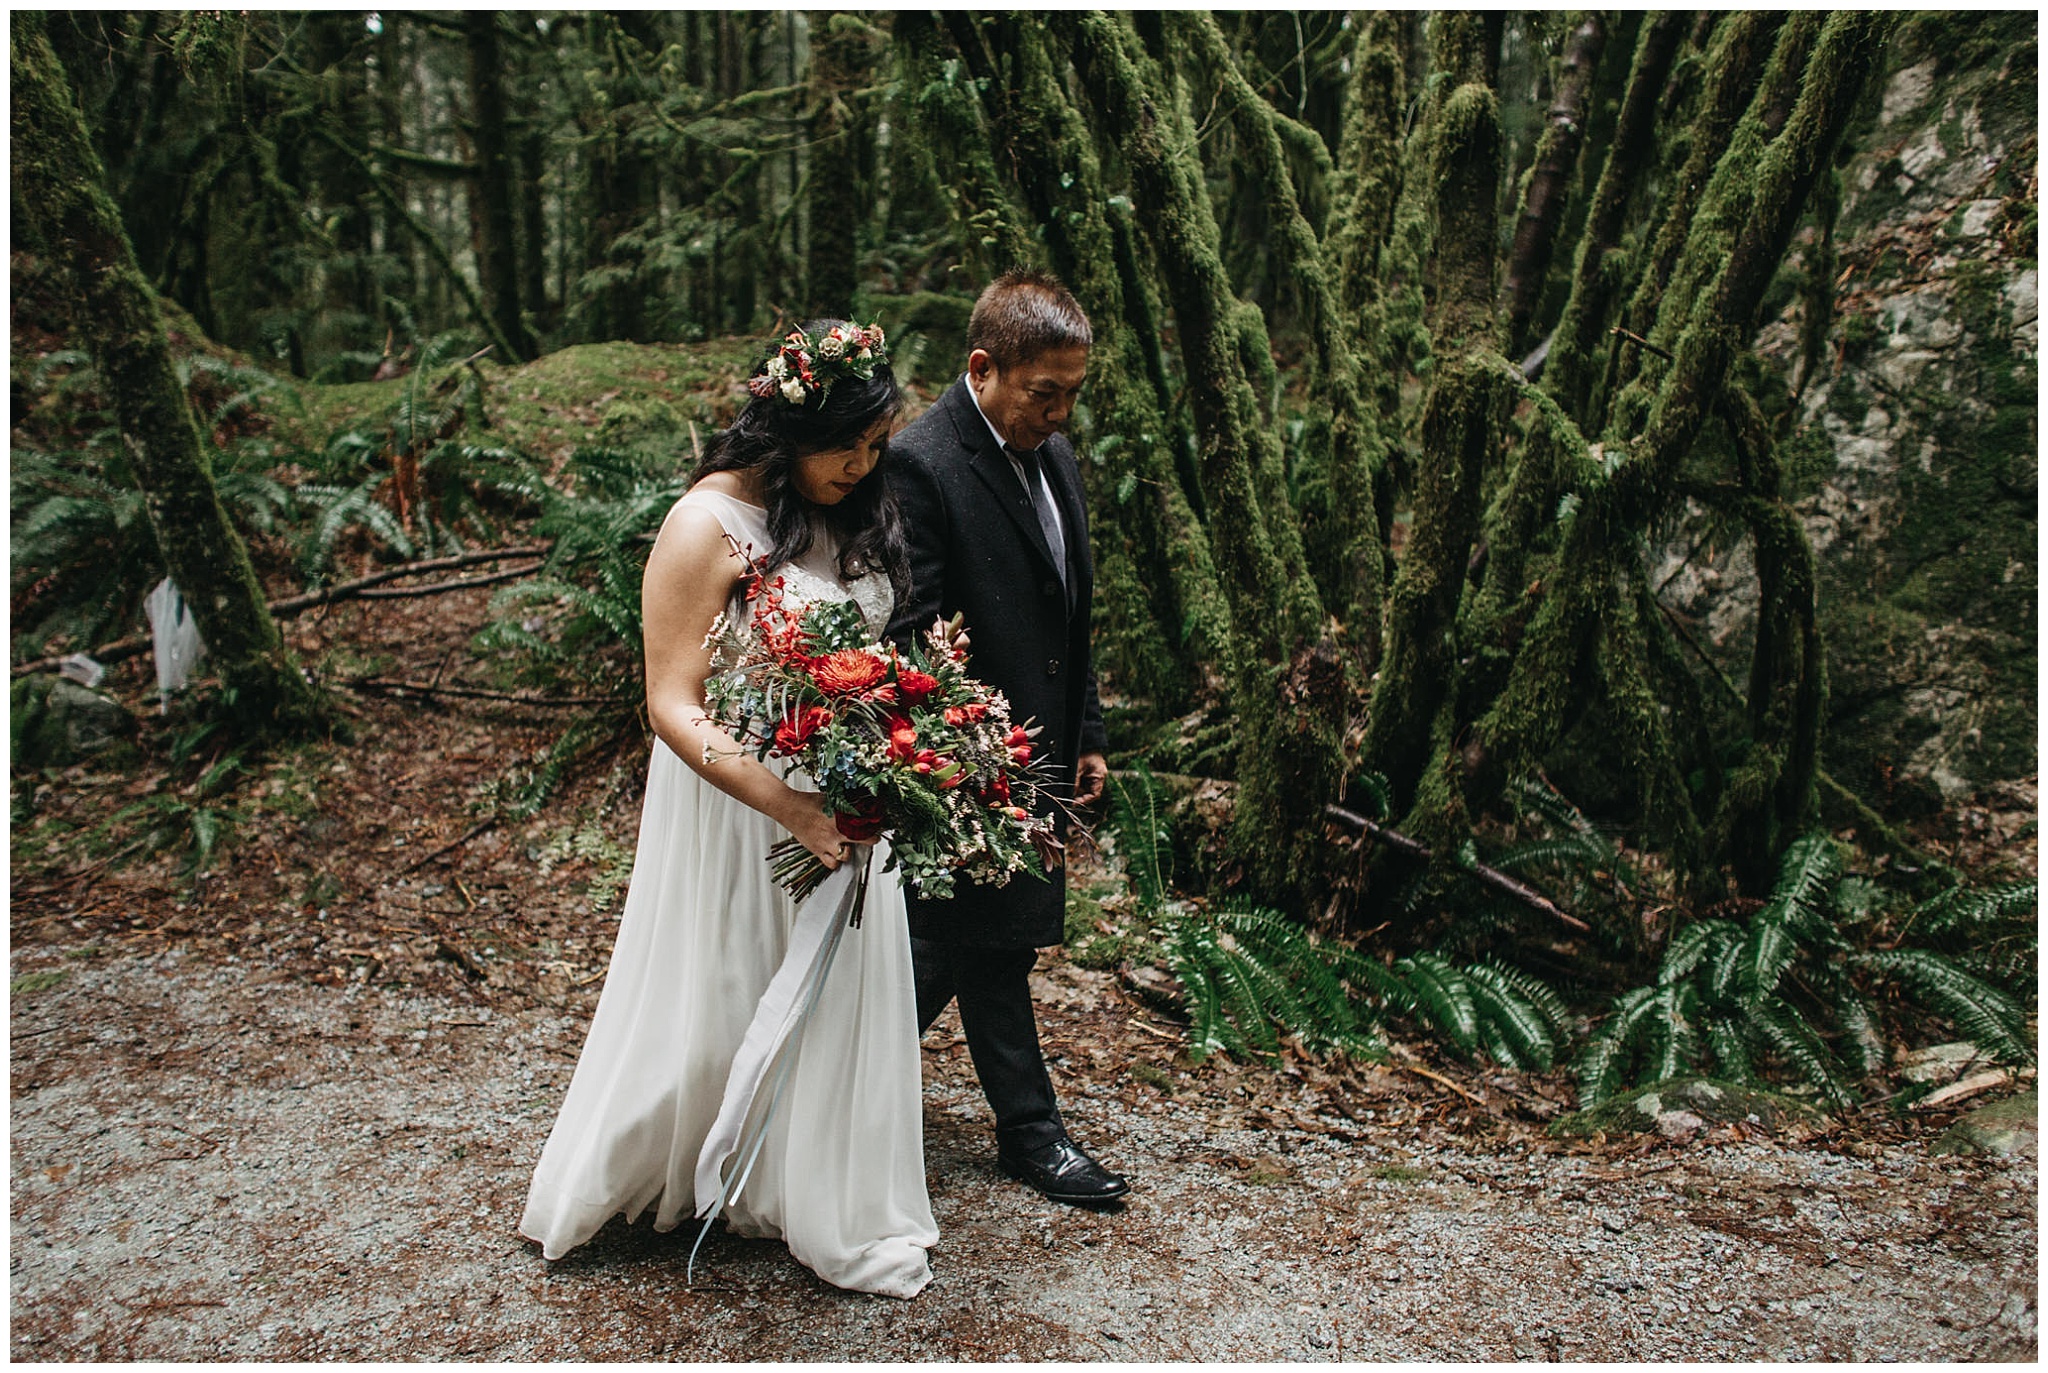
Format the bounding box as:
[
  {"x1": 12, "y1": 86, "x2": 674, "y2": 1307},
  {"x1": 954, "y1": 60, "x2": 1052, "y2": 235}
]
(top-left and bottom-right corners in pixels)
[{"x1": 11, "y1": 586, "x2": 2040, "y2": 1362}]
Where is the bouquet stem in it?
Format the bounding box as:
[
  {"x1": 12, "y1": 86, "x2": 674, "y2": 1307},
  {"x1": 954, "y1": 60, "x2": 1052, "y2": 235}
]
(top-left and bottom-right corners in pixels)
[{"x1": 768, "y1": 837, "x2": 868, "y2": 919}]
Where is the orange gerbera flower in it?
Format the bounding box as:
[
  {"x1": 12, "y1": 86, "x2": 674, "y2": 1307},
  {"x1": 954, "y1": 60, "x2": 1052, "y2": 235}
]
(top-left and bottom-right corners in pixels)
[{"x1": 810, "y1": 649, "x2": 888, "y2": 695}]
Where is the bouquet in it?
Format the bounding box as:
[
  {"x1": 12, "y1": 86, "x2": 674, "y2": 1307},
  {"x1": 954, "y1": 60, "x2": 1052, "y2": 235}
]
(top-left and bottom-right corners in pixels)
[{"x1": 702, "y1": 552, "x2": 1063, "y2": 902}]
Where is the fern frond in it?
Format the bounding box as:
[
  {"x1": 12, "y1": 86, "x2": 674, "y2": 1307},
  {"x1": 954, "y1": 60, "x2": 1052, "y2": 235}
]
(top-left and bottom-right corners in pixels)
[
  {"x1": 1463, "y1": 963, "x2": 1556, "y2": 1070},
  {"x1": 1490, "y1": 837, "x2": 1602, "y2": 876},
  {"x1": 1750, "y1": 996, "x2": 1856, "y2": 1106},
  {"x1": 1574, "y1": 986, "x2": 1656, "y2": 1107},
  {"x1": 1703, "y1": 1015, "x2": 1756, "y2": 1084},
  {"x1": 1396, "y1": 952, "x2": 1479, "y2": 1052},
  {"x1": 1911, "y1": 880, "x2": 2038, "y2": 939},
  {"x1": 1855, "y1": 949, "x2": 2036, "y2": 1064}
]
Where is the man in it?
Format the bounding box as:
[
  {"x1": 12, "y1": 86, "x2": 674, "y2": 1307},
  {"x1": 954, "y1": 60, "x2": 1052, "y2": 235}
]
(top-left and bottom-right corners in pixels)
[{"x1": 884, "y1": 269, "x2": 1129, "y2": 1205}]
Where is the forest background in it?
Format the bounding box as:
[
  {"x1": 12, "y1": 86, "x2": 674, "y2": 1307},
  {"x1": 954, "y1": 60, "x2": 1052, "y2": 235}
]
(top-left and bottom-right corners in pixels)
[{"x1": 10, "y1": 10, "x2": 2038, "y2": 1111}]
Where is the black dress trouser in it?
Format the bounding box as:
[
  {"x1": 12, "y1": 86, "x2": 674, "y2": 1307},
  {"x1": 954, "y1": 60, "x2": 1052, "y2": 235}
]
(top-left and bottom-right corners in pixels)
[{"x1": 910, "y1": 936, "x2": 1065, "y2": 1152}]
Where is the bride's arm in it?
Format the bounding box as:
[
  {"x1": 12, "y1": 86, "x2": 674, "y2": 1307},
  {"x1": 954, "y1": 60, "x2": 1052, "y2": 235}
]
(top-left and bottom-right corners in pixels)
[{"x1": 641, "y1": 503, "x2": 851, "y2": 870}]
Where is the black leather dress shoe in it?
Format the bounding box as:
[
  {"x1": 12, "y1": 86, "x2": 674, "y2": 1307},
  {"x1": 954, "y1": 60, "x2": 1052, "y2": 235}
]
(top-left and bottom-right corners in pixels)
[{"x1": 997, "y1": 1136, "x2": 1130, "y2": 1204}]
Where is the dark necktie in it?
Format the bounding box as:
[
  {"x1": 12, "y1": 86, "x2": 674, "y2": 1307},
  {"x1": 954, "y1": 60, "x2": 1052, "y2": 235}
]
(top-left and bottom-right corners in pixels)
[{"x1": 1008, "y1": 445, "x2": 1070, "y2": 601}]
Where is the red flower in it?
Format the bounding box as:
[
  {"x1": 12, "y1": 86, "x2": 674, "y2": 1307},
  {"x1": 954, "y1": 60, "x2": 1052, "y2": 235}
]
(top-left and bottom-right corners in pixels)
[
  {"x1": 811, "y1": 649, "x2": 888, "y2": 695},
  {"x1": 1009, "y1": 744, "x2": 1033, "y2": 766},
  {"x1": 771, "y1": 705, "x2": 831, "y2": 757},
  {"x1": 885, "y1": 715, "x2": 920, "y2": 763},
  {"x1": 836, "y1": 794, "x2": 885, "y2": 842},
  {"x1": 981, "y1": 773, "x2": 1012, "y2": 805},
  {"x1": 1005, "y1": 726, "x2": 1030, "y2": 748},
  {"x1": 895, "y1": 669, "x2": 940, "y2": 704}
]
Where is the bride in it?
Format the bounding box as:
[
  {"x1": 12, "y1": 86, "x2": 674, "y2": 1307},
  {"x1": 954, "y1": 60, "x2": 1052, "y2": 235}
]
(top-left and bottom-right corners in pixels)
[{"x1": 519, "y1": 321, "x2": 936, "y2": 1299}]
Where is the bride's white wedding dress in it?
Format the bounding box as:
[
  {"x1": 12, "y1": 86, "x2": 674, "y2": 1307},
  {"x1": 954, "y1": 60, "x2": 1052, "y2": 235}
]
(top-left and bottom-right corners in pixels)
[{"x1": 519, "y1": 488, "x2": 936, "y2": 1299}]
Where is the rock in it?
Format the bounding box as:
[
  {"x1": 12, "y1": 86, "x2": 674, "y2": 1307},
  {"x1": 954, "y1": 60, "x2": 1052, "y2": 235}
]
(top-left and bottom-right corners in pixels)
[
  {"x1": 1931, "y1": 1090, "x2": 2037, "y2": 1157},
  {"x1": 1549, "y1": 1078, "x2": 1831, "y2": 1140},
  {"x1": 10, "y1": 675, "x2": 138, "y2": 770},
  {"x1": 1896, "y1": 1041, "x2": 1993, "y2": 1083}
]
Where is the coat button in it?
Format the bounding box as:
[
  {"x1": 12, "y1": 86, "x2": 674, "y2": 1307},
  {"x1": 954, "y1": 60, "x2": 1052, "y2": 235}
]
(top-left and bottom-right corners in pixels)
[{"x1": 1046, "y1": 658, "x2": 1061, "y2": 677}]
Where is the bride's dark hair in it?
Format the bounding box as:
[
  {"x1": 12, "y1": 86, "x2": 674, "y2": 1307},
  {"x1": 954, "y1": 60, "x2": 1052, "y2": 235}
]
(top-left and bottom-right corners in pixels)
[{"x1": 690, "y1": 320, "x2": 908, "y2": 596}]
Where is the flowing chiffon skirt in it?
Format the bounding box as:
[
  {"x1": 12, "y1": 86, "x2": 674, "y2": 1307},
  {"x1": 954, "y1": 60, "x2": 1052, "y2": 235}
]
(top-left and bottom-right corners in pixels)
[{"x1": 518, "y1": 739, "x2": 936, "y2": 1298}]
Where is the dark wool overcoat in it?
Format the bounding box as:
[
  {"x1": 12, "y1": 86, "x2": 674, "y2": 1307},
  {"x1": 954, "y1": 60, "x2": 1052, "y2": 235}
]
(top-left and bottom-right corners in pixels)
[{"x1": 883, "y1": 376, "x2": 1107, "y2": 949}]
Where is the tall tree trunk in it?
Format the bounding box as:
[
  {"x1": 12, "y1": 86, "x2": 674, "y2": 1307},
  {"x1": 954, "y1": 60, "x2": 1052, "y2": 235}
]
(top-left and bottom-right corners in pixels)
[
  {"x1": 936, "y1": 14, "x2": 1226, "y2": 711},
  {"x1": 12, "y1": 15, "x2": 327, "y2": 734},
  {"x1": 464, "y1": 11, "x2": 537, "y2": 360},
  {"x1": 1539, "y1": 10, "x2": 1689, "y2": 423},
  {"x1": 1365, "y1": 14, "x2": 1512, "y2": 827},
  {"x1": 1606, "y1": 11, "x2": 1807, "y2": 428},
  {"x1": 804, "y1": 14, "x2": 882, "y2": 317},
  {"x1": 1177, "y1": 11, "x2": 1388, "y2": 664},
  {"x1": 1502, "y1": 13, "x2": 1606, "y2": 356},
  {"x1": 1474, "y1": 12, "x2": 1894, "y2": 889},
  {"x1": 1065, "y1": 11, "x2": 1344, "y2": 903},
  {"x1": 511, "y1": 15, "x2": 552, "y2": 338}
]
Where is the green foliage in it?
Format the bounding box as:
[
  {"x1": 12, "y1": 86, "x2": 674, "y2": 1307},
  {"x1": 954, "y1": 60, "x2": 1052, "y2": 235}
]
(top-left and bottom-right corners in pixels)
[
  {"x1": 474, "y1": 443, "x2": 685, "y2": 718},
  {"x1": 1106, "y1": 761, "x2": 1174, "y2": 910},
  {"x1": 10, "y1": 353, "x2": 297, "y2": 660},
  {"x1": 1162, "y1": 900, "x2": 1383, "y2": 1063},
  {"x1": 1576, "y1": 834, "x2": 2037, "y2": 1108}
]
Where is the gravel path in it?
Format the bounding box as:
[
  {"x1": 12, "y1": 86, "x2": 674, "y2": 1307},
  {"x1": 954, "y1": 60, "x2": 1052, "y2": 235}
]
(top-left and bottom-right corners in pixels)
[{"x1": 8, "y1": 944, "x2": 2037, "y2": 1361}]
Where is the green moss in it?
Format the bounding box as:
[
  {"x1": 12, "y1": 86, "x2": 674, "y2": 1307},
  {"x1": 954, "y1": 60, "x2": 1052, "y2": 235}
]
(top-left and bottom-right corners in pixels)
[{"x1": 276, "y1": 338, "x2": 752, "y2": 462}]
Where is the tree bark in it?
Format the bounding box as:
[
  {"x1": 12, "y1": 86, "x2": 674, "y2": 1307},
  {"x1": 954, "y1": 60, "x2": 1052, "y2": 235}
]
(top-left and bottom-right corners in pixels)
[
  {"x1": 1176, "y1": 11, "x2": 1388, "y2": 663},
  {"x1": 935, "y1": 14, "x2": 1227, "y2": 710},
  {"x1": 1539, "y1": 10, "x2": 1687, "y2": 424},
  {"x1": 1474, "y1": 12, "x2": 1894, "y2": 885},
  {"x1": 11, "y1": 14, "x2": 327, "y2": 734},
  {"x1": 1365, "y1": 28, "x2": 1511, "y2": 826},
  {"x1": 1065, "y1": 11, "x2": 1344, "y2": 901},
  {"x1": 1502, "y1": 13, "x2": 1606, "y2": 356},
  {"x1": 804, "y1": 14, "x2": 882, "y2": 317},
  {"x1": 464, "y1": 12, "x2": 537, "y2": 360}
]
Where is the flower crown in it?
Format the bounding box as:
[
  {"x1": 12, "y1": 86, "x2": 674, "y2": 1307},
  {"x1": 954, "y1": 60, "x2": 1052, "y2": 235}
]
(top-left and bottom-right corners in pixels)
[{"x1": 747, "y1": 321, "x2": 890, "y2": 407}]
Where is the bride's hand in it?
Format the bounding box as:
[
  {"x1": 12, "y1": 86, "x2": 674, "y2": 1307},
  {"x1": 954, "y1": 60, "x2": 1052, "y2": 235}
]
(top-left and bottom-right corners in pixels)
[{"x1": 782, "y1": 792, "x2": 852, "y2": 870}]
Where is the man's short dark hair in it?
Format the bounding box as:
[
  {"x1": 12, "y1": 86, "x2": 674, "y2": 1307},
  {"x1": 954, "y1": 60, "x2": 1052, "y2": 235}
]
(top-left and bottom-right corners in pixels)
[{"x1": 966, "y1": 268, "x2": 1093, "y2": 369}]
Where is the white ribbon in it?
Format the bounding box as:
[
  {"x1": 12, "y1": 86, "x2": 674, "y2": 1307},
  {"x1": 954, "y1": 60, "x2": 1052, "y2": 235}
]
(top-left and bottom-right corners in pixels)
[{"x1": 688, "y1": 846, "x2": 871, "y2": 1284}]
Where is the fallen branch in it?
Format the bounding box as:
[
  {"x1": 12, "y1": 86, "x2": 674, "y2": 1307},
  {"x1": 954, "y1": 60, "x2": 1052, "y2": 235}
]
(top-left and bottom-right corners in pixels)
[
  {"x1": 352, "y1": 563, "x2": 541, "y2": 599},
  {"x1": 392, "y1": 819, "x2": 499, "y2": 878},
  {"x1": 1387, "y1": 1060, "x2": 1488, "y2": 1105},
  {"x1": 1909, "y1": 1069, "x2": 2011, "y2": 1112},
  {"x1": 265, "y1": 545, "x2": 550, "y2": 615},
  {"x1": 11, "y1": 546, "x2": 552, "y2": 678},
  {"x1": 344, "y1": 678, "x2": 628, "y2": 708},
  {"x1": 1323, "y1": 804, "x2": 1592, "y2": 933},
  {"x1": 1609, "y1": 324, "x2": 1675, "y2": 361}
]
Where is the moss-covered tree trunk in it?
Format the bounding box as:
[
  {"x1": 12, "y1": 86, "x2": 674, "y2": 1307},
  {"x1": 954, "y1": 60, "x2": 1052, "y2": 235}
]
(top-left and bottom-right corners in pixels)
[
  {"x1": 1502, "y1": 13, "x2": 1606, "y2": 357},
  {"x1": 931, "y1": 14, "x2": 1227, "y2": 712},
  {"x1": 804, "y1": 14, "x2": 883, "y2": 318},
  {"x1": 1364, "y1": 15, "x2": 1513, "y2": 826},
  {"x1": 1471, "y1": 12, "x2": 1893, "y2": 892},
  {"x1": 12, "y1": 15, "x2": 327, "y2": 735},
  {"x1": 1176, "y1": 11, "x2": 1389, "y2": 666},
  {"x1": 463, "y1": 11, "x2": 537, "y2": 361},
  {"x1": 1538, "y1": 10, "x2": 1688, "y2": 423},
  {"x1": 1064, "y1": 10, "x2": 1347, "y2": 901}
]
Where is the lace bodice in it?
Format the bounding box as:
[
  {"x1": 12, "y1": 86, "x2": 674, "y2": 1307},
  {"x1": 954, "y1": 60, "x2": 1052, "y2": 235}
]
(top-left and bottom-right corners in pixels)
[{"x1": 676, "y1": 488, "x2": 894, "y2": 639}]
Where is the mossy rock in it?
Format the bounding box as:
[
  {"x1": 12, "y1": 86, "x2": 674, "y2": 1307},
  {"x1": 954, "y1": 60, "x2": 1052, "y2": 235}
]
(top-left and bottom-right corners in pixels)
[
  {"x1": 1550, "y1": 1077, "x2": 1833, "y2": 1140},
  {"x1": 11, "y1": 675, "x2": 138, "y2": 772},
  {"x1": 1931, "y1": 1090, "x2": 2038, "y2": 1157}
]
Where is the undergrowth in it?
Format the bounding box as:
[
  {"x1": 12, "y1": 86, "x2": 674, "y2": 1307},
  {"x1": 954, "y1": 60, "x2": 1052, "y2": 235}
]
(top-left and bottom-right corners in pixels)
[{"x1": 1102, "y1": 766, "x2": 2038, "y2": 1108}]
